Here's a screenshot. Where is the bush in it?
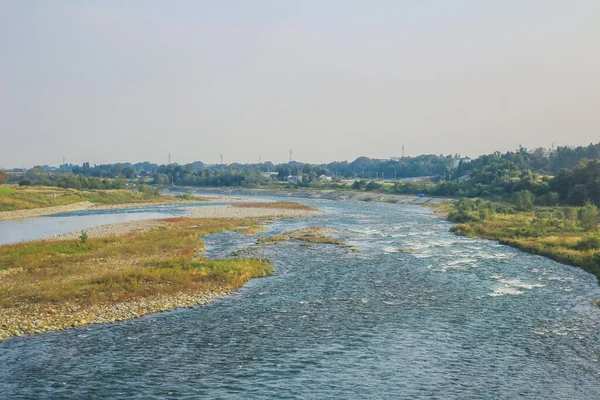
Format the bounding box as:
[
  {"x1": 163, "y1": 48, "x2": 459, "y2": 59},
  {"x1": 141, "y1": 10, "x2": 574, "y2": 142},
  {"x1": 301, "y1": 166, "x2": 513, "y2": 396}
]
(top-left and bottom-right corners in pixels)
[
  {"x1": 18, "y1": 179, "x2": 32, "y2": 186},
  {"x1": 537, "y1": 191, "x2": 559, "y2": 206},
  {"x1": 513, "y1": 190, "x2": 534, "y2": 211},
  {"x1": 79, "y1": 230, "x2": 89, "y2": 244},
  {"x1": 578, "y1": 202, "x2": 599, "y2": 230},
  {"x1": 365, "y1": 181, "x2": 381, "y2": 191},
  {"x1": 138, "y1": 184, "x2": 160, "y2": 196},
  {"x1": 575, "y1": 236, "x2": 600, "y2": 251}
]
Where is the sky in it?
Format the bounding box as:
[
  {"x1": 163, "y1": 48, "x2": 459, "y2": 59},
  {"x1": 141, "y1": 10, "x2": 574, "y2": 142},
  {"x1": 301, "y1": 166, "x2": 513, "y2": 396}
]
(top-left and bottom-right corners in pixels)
[{"x1": 1, "y1": 1, "x2": 599, "y2": 168}]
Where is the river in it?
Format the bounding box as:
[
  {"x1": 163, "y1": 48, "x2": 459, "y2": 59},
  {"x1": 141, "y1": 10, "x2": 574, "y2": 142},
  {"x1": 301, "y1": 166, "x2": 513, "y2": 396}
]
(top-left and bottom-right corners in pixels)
[{"x1": 1, "y1": 199, "x2": 599, "y2": 399}]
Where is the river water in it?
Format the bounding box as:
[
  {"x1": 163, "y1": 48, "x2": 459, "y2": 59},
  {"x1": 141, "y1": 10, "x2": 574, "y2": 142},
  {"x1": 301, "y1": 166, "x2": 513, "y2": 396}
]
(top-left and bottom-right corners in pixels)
[
  {"x1": 0, "y1": 202, "x2": 230, "y2": 245},
  {"x1": 1, "y1": 199, "x2": 599, "y2": 399}
]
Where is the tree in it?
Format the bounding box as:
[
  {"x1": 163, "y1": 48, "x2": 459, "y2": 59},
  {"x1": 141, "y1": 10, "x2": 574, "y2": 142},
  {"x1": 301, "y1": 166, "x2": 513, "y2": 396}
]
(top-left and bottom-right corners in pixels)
[
  {"x1": 0, "y1": 170, "x2": 7, "y2": 184},
  {"x1": 513, "y1": 190, "x2": 534, "y2": 211},
  {"x1": 578, "y1": 202, "x2": 599, "y2": 230}
]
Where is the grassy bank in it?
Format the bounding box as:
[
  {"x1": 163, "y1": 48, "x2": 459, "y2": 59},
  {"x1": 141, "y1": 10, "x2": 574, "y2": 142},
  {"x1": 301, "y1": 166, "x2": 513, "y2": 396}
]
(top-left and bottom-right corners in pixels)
[
  {"x1": 0, "y1": 185, "x2": 164, "y2": 212},
  {"x1": 0, "y1": 217, "x2": 272, "y2": 341},
  {"x1": 444, "y1": 199, "x2": 600, "y2": 281},
  {"x1": 257, "y1": 227, "x2": 344, "y2": 245}
]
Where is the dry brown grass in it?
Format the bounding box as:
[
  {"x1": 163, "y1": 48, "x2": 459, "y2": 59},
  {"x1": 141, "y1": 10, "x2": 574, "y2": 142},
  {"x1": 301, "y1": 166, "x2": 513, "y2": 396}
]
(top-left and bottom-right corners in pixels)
[
  {"x1": 257, "y1": 227, "x2": 344, "y2": 245},
  {"x1": 0, "y1": 217, "x2": 273, "y2": 340},
  {"x1": 234, "y1": 225, "x2": 269, "y2": 236},
  {"x1": 447, "y1": 203, "x2": 600, "y2": 281}
]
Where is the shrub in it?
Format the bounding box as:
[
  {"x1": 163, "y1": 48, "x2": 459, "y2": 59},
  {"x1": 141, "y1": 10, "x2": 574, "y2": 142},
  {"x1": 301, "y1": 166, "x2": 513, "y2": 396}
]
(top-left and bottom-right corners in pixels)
[
  {"x1": 18, "y1": 179, "x2": 32, "y2": 186},
  {"x1": 138, "y1": 184, "x2": 160, "y2": 196},
  {"x1": 575, "y1": 236, "x2": 600, "y2": 251},
  {"x1": 513, "y1": 190, "x2": 534, "y2": 211},
  {"x1": 578, "y1": 202, "x2": 599, "y2": 230},
  {"x1": 79, "y1": 230, "x2": 89, "y2": 244}
]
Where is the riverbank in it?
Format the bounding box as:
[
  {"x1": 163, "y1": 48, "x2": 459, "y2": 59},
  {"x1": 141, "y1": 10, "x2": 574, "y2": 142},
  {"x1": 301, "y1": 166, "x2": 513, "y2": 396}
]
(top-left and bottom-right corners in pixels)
[
  {"x1": 440, "y1": 199, "x2": 600, "y2": 282},
  {"x1": 48, "y1": 203, "x2": 322, "y2": 241},
  {"x1": 170, "y1": 186, "x2": 454, "y2": 204},
  {"x1": 0, "y1": 186, "x2": 271, "y2": 221},
  {"x1": 0, "y1": 202, "x2": 321, "y2": 341},
  {"x1": 0, "y1": 185, "x2": 163, "y2": 213}
]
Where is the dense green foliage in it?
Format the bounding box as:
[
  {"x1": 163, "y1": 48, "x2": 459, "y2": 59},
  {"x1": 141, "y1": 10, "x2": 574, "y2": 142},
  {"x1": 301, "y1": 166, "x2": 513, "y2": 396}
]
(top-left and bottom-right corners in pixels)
[{"x1": 6, "y1": 141, "x2": 600, "y2": 206}]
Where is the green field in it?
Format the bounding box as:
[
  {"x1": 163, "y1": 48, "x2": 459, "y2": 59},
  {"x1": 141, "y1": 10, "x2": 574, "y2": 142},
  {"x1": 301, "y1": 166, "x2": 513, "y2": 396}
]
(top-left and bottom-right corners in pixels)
[{"x1": 0, "y1": 185, "x2": 162, "y2": 212}]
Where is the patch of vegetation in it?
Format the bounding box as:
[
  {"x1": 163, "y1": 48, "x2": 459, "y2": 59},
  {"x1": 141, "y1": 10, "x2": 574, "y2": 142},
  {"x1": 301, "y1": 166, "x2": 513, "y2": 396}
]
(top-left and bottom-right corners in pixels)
[
  {"x1": 257, "y1": 227, "x2": 344, "y2": 245},
  {"x1": 444, "y1": 198, "x2": 600, "y2": 280},
  {"x1": 234, "y1": 225, "x2": 269, "y2": 236},
  {"x1": 0, "y1": 185, "x2": 163, "y2": 212},
  {"x1": 0, "y1": 186, "x2": 16, "y2": 195},
  {"x1": 232, "y1": 202, "x2": 317, "y2": 211},
  {"x1": 175, "y1": 193, "x2": 194, "y2": 200},
  {"x1": 79, "y1": 230, "x2": 88, "y2": 244},
  {"x1": 0, "y1": 217, "x2": 272, "y2": 340}
]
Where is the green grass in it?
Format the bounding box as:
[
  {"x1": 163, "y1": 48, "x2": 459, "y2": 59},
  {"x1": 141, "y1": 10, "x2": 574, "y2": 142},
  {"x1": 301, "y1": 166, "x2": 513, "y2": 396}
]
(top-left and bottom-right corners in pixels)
[
  {"x1": 0, "y1": 186, "x2": 16, "y2": 195},
  {"x1": 0, "y1": 185, "x2": 163, "y2": 211}
]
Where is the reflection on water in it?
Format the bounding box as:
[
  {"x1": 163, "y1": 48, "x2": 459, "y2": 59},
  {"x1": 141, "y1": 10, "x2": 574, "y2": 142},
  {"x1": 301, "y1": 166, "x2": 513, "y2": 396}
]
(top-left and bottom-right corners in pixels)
[{"x1": 1, "y1": 200, "x2": 599, "y2": 399}]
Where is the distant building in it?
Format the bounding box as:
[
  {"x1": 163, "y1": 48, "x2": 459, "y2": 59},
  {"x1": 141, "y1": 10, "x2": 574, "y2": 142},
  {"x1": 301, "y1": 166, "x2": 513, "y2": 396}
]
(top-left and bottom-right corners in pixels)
[
  {"x1": 453, "y1": 157, "x2": 471, "y2": 168},
  {"x1": 390, "y1": 157, "x2": 403, "y2": 161},
  {"x1": 262, "y1": 172, "x2": 278, "y2": 179},
  {"x1": 137, "y1": 170, "x2": 153, "y2": 178},
  {"x1": 287, "y1": 175, "x2": 302, "y2": 184},
  {"x1": 318, "y1": 175, "x2": 332, "y2": 181}
]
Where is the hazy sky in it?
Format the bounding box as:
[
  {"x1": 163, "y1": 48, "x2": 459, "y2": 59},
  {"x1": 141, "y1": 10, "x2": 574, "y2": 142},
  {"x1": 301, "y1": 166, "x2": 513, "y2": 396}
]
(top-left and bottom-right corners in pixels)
[{"x1": 1, "y1": 1, "x2": 599, "y2": 168}]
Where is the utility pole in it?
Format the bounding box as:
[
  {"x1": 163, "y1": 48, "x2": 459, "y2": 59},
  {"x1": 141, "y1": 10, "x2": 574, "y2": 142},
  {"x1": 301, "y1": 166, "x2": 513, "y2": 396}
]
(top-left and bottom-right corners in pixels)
[
  {"x1": 220, "y1": 154, "x2": 223, "y2": 165},
  {"x1": 289, "y1": 149, "x2": 292, "y2": 162},
  {"x1": 168, "y1": 153, "x2": 171, "y2": 165},
  {"x1": 259, "y1": 156, "x2": 261, "y2": 164},
  {"x1": 402, "y1": 144, "x2": 405, "y2": 158}
]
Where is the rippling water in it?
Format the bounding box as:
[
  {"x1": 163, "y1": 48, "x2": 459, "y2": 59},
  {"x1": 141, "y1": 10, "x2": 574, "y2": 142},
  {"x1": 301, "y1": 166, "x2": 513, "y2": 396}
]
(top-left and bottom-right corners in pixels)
[{"x1": 1, "y1": 200, "x2": 599, "y2": 399}]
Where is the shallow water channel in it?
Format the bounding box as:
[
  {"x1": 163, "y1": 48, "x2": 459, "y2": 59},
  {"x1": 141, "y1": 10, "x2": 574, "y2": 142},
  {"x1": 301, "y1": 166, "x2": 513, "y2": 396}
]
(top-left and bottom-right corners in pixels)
[
  {"x1": 1, "y1": 199, "x2": 599, "y2": 399},
  {"x1": 0, "y1": 202, "x2": 230, "y2": 245}
]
